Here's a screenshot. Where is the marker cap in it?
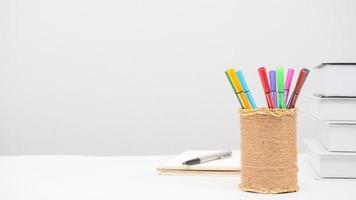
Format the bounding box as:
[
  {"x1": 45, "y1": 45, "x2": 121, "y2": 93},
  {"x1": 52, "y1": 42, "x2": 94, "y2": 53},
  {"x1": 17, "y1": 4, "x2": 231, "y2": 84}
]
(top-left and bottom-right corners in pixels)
[
  {"x1": 258, "y1": 67, "x2": 270, "y2": 93},
  {"x1": 268, "y1": 70, "x2": 276, "y2": 91},
  {"x1": 285, "y1": 68, "x2": 295, "y2": 90},
  {"x1": 276, "y1": 67, "x2": 284, "y2": 92},
  {"x1": 294, "y1": 68, "x2": 310, "y2": 95},
  {"x1": 237, "y1": 71, "x2": 249, "y2": 92}
]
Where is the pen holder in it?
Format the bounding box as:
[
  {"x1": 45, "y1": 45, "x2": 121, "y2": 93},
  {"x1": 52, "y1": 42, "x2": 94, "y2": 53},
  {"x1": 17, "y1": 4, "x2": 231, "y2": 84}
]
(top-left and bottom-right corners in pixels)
[{"x1": 239, "y1": 108, "x2": 298, "y2": 194}]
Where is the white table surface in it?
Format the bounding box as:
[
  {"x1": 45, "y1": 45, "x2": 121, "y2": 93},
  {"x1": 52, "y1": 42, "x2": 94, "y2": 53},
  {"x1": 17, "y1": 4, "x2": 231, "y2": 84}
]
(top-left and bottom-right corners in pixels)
[{"x1": 0, "y1": 154, "x2": 355, "y2": 200}]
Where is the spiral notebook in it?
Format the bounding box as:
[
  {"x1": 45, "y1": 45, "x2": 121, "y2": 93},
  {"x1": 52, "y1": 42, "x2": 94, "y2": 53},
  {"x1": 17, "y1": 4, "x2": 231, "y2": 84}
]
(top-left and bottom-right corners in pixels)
[{"x1": 157, "y1": 150, "x2": 240, "y2": 175}]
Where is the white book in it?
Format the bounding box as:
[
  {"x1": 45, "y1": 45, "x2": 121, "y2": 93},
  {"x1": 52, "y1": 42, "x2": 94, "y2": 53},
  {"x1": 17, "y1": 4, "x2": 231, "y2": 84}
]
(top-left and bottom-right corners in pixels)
[
  {"x1": 314, "y1": 63, "x2": 356, "y2": 97},
  {"x1": 304, "y1": 138, "x2": 356, "y2": 178},
  {"x1": 308, "y1": 95, "x2": 356, "y2": 121},
  {"x1": 309, "y1": 115, "x2": 356, "y2": 152},
  {"x1": 157, "y1": 150, "x2": 240, "y2": 175}
]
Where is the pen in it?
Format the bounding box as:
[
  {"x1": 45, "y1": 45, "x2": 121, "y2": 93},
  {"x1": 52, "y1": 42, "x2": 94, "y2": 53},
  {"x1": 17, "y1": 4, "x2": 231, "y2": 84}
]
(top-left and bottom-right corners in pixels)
[
  {"x1": 268, "y1": 70, "x2": 278, "y2": 108},
  {"x1": 284, "y1": 68, "x2": 295, "y2": 104},
  {"x1": 258, "y1": 67, "x2": 274, "y2": 108},
  {"x1": 227, "y1": 68, "x2": 251, "y2": 109},
  {"x1": 225, "y1": 71, "x2": 244, "y2": 108},
  {"x1": 286, "y1": 68, "x2": 310, "y2": 109},
  {"x1": 182, "y1": 151, "x2": 232, "y2": 165},
  {"x1": 276, "y1": 67, "x2": 285, "y2": 108},
  {"x1": 236, "y1": 70, "x2": 257, "y2": 109}
]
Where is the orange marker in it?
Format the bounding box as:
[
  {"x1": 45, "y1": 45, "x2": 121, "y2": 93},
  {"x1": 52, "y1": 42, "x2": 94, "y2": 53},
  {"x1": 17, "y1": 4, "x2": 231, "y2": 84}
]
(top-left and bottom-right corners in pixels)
[{"x1": 226, "y1": 68, "x2": 251, "y2": 109}]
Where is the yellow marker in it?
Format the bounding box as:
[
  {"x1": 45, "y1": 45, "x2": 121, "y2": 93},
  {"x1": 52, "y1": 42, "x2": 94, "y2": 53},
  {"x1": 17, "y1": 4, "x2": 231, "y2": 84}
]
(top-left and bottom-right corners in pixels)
[{"x1": 227, "y1": 68, "x2": 251, "y2": 109}]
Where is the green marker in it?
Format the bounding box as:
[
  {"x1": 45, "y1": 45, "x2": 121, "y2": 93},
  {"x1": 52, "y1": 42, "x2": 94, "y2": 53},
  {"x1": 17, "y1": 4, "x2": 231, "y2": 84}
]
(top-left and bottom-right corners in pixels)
[{"x1": 276, "y1": 67, "x2": 285, "y2": 108}]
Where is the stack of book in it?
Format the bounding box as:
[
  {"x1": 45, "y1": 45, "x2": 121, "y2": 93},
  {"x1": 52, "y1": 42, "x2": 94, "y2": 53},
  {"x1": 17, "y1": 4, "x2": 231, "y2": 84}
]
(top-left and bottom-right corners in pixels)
[{"x1": 305, "y1": 63, "x2": 356, "y2": 178}]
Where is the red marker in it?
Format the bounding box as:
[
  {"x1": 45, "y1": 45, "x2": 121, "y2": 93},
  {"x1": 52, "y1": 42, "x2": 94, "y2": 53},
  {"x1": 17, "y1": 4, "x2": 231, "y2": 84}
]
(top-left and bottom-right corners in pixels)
[
  {"x1": 286, "y1": 68, "x2": 310, "y2": 109},
  {"x1": 258, "y1": 67, "x2": 275, "y2": 108}
]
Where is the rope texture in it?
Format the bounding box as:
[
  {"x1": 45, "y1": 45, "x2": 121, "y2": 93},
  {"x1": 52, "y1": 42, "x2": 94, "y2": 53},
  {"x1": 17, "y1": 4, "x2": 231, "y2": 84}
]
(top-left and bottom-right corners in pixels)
[{"x1": 239, "y1": 108, "x2": 298, "y2": 194}]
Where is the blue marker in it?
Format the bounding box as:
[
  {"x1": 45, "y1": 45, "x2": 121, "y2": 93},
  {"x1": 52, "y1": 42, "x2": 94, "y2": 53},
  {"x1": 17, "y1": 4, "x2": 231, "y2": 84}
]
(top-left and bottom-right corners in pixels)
[{"x1": 236, "y1": 71, "x2": 257, "y2": 108}]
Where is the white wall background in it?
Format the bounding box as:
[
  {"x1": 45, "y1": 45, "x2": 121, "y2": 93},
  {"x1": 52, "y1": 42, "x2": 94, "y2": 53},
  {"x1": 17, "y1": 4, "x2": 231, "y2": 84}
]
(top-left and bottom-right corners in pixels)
[{"x1": 1, "y1": 0, "x2": 356, "y2": 155}]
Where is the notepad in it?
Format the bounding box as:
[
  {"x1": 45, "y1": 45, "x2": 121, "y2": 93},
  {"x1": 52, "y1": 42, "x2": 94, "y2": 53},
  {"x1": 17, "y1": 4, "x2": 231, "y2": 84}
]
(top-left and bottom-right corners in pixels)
[{"x1": 157, "y1": 150, "x2": 240, "y2": 175}]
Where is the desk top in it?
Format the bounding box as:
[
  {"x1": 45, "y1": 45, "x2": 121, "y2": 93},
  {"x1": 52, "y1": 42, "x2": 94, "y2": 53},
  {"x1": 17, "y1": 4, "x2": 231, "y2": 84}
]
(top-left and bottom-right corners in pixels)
[{"x1": 0, "y1": 155, "x2": 354, "y2": 200}]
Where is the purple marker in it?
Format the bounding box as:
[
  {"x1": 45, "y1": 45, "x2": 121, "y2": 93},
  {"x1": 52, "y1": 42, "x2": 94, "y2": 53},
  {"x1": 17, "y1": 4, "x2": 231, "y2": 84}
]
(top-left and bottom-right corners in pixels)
[
  {"x1": 284, "y1": 68, "x2": 295, "y2": 104},
  {"x1": 269, "y1": 70, "x2": 278, "y2": 108}
]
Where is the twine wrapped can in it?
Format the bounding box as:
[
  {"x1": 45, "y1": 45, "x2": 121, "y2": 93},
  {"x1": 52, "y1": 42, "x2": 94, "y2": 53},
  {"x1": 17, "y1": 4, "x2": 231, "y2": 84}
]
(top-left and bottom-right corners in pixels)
[{"x1": 239, "y1": 108, "x2": 298, "y2": 194}]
